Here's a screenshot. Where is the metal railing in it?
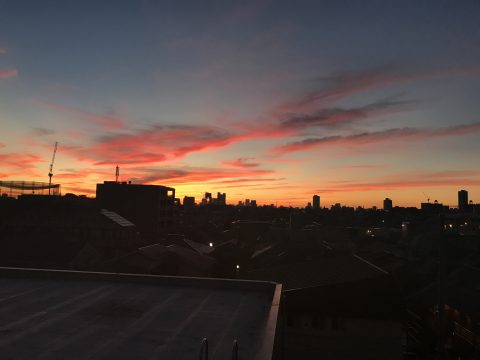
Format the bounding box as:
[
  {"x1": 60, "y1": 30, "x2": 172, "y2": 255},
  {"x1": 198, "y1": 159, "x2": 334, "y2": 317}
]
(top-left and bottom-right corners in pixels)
[
  {"x1": 198, "y1": 338, "x2": 238, "y2": 360},
  {"x1": 199, "y1": 338, "x2": 208, "y2": 360},
  {"x1": 232, "y1": 339, "x2": 238, "y2": 360}
]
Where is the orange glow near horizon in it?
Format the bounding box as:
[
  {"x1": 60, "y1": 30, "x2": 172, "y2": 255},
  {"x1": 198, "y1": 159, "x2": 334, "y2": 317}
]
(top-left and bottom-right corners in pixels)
[{"x1": 2, "y1": 23, "x2": 480, "y2": 208}]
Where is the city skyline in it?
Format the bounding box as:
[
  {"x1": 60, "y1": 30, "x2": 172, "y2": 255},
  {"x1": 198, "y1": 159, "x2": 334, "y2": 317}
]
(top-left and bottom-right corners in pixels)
[{"x1": 1, "y1": 1, "x2": 480, "y2": 206}]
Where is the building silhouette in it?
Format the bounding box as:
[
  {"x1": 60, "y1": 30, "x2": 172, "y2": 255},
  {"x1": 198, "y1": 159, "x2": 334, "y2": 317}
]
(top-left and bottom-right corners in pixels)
[
  {"x1": 201, "y1": 192, "x2": 226, "y2": 205},
  {"x1": 96, "y1": 181, "x2": 175, "y2": 238},
  {"x1": 215, "y1": 192, "x2": 226, "y2": 205},
  {"x1": 201, "y1": 192, "x2": 212, "y2": 205},
  {"x1": 458, "y1": 189, "x2": 468, "y2": 211},
  {"x1": 183, "y1": 196, "x2": 195, "y2": 207},
  {"x1": 383, "y1": 198, "x2": 393, "y2": 211},
  {"x1": 312, "y1": 195, "x2": 320, "y2": 209}
]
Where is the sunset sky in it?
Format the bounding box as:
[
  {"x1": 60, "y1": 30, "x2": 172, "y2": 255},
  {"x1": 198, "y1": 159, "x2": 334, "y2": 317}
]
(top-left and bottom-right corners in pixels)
[{"x1": 1, "y1": 0, "x2": 480, "y2": 207}]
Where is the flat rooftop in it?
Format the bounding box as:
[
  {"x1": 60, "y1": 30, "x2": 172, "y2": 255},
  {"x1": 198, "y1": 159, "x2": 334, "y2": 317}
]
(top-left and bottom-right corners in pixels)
[{"x1": 0, "y1": 268, "x2": 281, "y2": 360}]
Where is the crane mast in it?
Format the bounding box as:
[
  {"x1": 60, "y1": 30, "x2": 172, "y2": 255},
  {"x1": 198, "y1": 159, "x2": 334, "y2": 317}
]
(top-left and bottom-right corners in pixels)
[{"x1": 48, "y1": 142, "x2": 58, "y2": 195}]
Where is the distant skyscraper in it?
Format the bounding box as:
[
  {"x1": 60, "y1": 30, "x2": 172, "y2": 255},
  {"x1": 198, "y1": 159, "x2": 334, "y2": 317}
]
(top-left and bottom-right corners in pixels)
[
  {"x1": 383, "y1": 198, "x2": 393, "y2": 211},
  {"x1": 458, "y1": 190, "x2": 468, "y2": 210},
  {"x1": 183, "y1": 196, "x2": 195, "y2": 207},
  {"x1": 204, "y1": 192, "x2": 212, "y2": 204},
  {"x1": 312, "y1": 195, "x2": 320, "y2": 209},
  {"x1": 216, "y1": 192, "x2": 226, "y2": 205}
]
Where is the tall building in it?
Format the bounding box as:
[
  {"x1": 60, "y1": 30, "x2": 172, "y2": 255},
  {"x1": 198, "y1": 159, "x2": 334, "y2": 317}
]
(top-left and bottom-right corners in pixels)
[
  {"x1": 458, "y1": 189, "x2": 468, "y2": 211},
  {"x1": 216, "y1": 192, "x2": 226, "y2": 205},
  {"x1": 383, "y1": 198, "x2": 393, "y2": 211},
  {"x1": 96, "y1": 181, "x2": 175, "y2": 237},
  {"x1": 312, "y1": 195, "x2": 320, "y2": 209},
  {"x1": 183, "y1": 196, "x2": 195, "y2": 207},
  {"x1": 204, "y1": 192, "x2": 212, "y2": 204}
]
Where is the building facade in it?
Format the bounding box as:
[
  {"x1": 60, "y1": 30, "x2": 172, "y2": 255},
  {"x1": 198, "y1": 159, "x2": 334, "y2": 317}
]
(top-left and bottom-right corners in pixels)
[{"x1": 96, "y1": 181, "x2": 175, "y2": 237}]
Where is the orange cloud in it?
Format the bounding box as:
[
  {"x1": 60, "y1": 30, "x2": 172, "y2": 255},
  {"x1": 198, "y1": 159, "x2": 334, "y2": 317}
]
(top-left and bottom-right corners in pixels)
[
  {"x1": 134, "y1": 166, "x2": 275, "y2": 185},
  {"x1": 0, "y1": 152, "x2": 45, "y2": 169},
  {"x1": 314, "y1": 170, "x2": 480, "y2": 194}
]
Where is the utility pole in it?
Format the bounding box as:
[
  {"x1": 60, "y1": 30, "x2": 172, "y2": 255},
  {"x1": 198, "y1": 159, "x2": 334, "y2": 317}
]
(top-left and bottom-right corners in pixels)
[{"x1": 116, "y1": 165, "x2": 119, "y2": 183}]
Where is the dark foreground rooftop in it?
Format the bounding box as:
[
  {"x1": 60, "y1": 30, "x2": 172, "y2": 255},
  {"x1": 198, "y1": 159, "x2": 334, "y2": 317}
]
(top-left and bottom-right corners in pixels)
[{"x1": 0, "y1": 267, "x2": 281, "y2": 360}]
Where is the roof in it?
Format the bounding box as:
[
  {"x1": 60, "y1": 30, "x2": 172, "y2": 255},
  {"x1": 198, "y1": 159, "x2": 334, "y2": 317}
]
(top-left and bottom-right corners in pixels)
[
  {"x1": 183, "y1": 238, "x2": 215, "y2": 255},
  {"x1": 284, "y1": 276, "x2": 405, "y2": 320},
  {"x1": 246, "y1": 254, "x2": 388, "y2": 290},
  {"x1": 408, "y1": 263, "x2": 480, "y2": 318},
  {"x1": 0, "y1": 267, "x2": 281, "y2": 360},
  {"x1": 100, "y1": 209, "x2": 135, "y2": 227}
]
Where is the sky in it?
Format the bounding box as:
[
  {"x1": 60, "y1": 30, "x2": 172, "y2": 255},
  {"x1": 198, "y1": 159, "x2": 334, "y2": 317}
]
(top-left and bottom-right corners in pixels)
[{"x1": 1, "y1": 0, "x2": 480, "y2": 207}]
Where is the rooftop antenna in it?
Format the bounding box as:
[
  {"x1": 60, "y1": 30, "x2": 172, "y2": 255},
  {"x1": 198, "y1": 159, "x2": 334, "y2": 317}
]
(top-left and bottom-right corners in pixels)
[
  {"x1": 422, "y1": 192, "x2": 430, "y2": 203},
  {"x1": 115, "y1": 165, "x2": 119, "y2": 183},
  {"x1": 48, "y1": 141, "x2": 58, "y2": 195}
]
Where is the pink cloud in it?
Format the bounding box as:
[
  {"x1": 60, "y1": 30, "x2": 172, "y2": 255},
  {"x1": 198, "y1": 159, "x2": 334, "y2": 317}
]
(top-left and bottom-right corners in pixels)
[
  {"x1": 0, "y1": 69, "x2": 18, "y2": 79},
  {"x1": 135, "y1": 166, "x2": 275, "y2": 184},
  {"x1": 27, "y1": 64, "x2": 480, "y2": 171},
  {"x1": 0, "y1": 152, "x2": 45, "y2": 169},
  {"x1": 80, "y1": 125, "x2": 238, "y2": 165}
]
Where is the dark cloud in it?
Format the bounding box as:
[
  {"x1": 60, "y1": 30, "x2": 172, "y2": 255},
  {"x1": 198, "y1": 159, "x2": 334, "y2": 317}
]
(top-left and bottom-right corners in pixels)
[
  {"x1": 279, "y1": 99, "x2": 415, "y2": 130},
  {"x1": 32, "y1": 127, "x2": 56, "y2": 136},
  {"x1": 273, "y1": 122, "x2": 480, "y2": 154}
]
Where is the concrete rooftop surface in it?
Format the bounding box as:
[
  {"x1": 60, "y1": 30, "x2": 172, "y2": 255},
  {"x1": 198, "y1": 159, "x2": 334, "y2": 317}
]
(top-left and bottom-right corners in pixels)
[{"x1": 0, "y1": 268, "x2": 281, "y2": 360}]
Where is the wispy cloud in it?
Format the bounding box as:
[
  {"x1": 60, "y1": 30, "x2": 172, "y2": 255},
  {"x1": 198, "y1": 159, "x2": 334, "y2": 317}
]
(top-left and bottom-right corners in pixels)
[
  {"x1": 26, "y1": 64, "x2": 480, "y2": 181},
  {"x1": 0, "y1": 69, "x2": 18, "y2": 79},
  {"x1": 81, "y1": 124, "x2": 238, "y2": 165},
  {"x1": 222, "y1": 157, "x2": 260, "y2": 168},
  {"x1": 316, "y1": 178, "x2": 480, "y2": 194},
  {"x1": 276, "y1": 65, "x2": 480, "y2": 113},
  {"x1": 32, "y1": 127, "x2": 56, "y2": 136},
  {"x1": 135, "y1": 166, "x2": 274, "y2": 184},
  {"x1": 277, "y1": 99, "x2": 414, "y2": 131},
  {"x1": 272, "y1": 122, "x2": 480, "y2": 154},
  {"x1": 336, "y1": 164, "x2": 385, "y2": 169},
  {"x1": 34, "y1": 100, "x2": 126, "y2": 130},
  {"x1": 0, "y1": 152, "x2": 45, "y2": 178},
  {"x1": 309, "y1": 170, "x2": 480, "y2": 200}
]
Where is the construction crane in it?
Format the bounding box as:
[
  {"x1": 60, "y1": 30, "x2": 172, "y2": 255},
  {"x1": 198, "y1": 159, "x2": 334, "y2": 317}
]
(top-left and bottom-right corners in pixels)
[{"x1": 48, "y1": 142, "x2": 58, "y2": 195}]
